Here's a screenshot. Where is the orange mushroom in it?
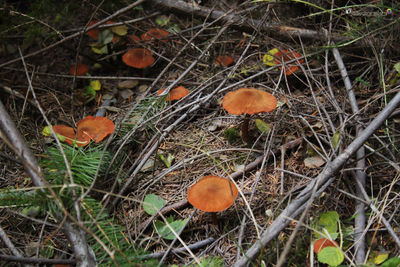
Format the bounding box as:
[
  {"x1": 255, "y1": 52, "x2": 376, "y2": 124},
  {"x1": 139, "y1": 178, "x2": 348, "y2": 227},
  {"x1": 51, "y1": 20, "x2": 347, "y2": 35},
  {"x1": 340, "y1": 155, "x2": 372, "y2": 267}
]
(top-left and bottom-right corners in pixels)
[
  {"x1": 87, "y1": 20, "x2": 99, "y2": 40},
  {"x1": 127, "y1": 34, "x2": 141, "y2": 44},
  {"x1": 157, "y1": 86, "x2": 189, "y2": 101},
  {"x1": 122, "y1": 48, "x2": 155, "y2": 69},
  {"x1": 273, "y1": 49, "x2": 304, "y2": 76},
  {"x1": 50, "y1": 116, "x2": 114, "y2": 147},
  {"x1": 215, "y1": 55, "x2": 234, "y2": 67},
  {"x1": 188, "y1": 175, "x2": 238, "y2": 224},
  {"x1": 222, "y1": 88, "x2": 277, "y2": 142},
  {"x1": 77, "y1": 116, "x2": 115, "y2": 143},
  {"x1": 52, "y1": 125, "x2": 90, "y2": 147},
  {"x1": 141, "y1": 28, "x2": 170, "y2": 43},
  {"x1": 69, "y1": 63, "x2": 89, "y2": 76},
  {"x1": 313, "y1": 238, "x2": 338, "y2": 254}
]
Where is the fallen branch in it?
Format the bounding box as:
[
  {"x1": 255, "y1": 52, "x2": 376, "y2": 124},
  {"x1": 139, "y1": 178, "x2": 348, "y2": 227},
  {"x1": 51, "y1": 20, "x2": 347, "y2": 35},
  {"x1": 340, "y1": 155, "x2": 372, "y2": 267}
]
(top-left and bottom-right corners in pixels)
[
  {"x1": 234, "y1": 90, "x2": 400, "y2": 267},
  {"x1": 140, "y1": 238, "x2": 215, "y2": 260},
  {"x1": 0, "y1": 254, "x2": 75, "y2": 265},
  {"x1": 149, "y1": 0, "x2": 347, "y2": 42},
  {"x1": 332, "y1": 46, "x2": 367, "y2": 263}
]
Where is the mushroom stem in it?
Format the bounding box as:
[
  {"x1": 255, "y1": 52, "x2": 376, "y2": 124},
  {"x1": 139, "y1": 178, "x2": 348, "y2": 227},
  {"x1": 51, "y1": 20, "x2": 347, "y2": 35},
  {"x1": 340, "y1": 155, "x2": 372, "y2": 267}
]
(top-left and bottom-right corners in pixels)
[
  {"x1": 241, "y1": 115, "x2": 250, "y2": 143},
  {"x1": 211, "y1": 213, "x2": 218, "y2": 225}
]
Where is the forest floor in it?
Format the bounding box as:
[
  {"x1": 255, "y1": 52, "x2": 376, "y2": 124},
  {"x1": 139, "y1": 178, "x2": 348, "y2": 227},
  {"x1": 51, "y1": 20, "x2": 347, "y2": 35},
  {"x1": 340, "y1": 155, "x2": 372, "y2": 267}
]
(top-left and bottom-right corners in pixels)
[{"x1": 1, "y1": 0, "x2": 400, "y2": 266}]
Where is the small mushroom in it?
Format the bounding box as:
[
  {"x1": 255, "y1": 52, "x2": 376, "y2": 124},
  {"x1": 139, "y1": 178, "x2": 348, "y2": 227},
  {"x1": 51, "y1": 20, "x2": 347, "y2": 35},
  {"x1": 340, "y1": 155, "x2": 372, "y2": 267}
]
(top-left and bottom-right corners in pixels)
[
  {"x1": 215, "y1": 55, "x2": 234, "y2": 67},
  {"x1": 273, "y1": 49, "x2": 304, "y2": 76},
  {"x1": 122, "y1": 48, "x2": 155, "y2": 69},
  {"x1": 69, "y1": 63, "x2": 89, "y2": 76},
  {"x1": 222, "y1": 88, "x2": 277, "y2": 143},
  {"x1": 52, "y1": 125, "x2": 90, "y2": 147},
  {"x1": 313, "y1": 238, "x2": 339, "y2": 254},
  {"x1": 157, "y1": 86, "x2": 189, "y2": 101},
  {"x1": 77, "y1": 116, "x2": 115, "y2": 143},
  {"x1": 141, "y1": 28, "x2": 170, "y2": 43},
  {"x1": 87, "y1": 20, "x2": 99, "y2": 40},
  {"x1": 188, "y1": 175, "x2": 238, "y2": 224}
]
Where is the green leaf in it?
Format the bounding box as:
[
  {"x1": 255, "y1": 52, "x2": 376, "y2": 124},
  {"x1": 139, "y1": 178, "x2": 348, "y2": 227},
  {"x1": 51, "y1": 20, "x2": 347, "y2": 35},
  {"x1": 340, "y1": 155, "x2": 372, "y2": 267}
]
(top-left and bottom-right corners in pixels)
[
  {"x1": 255, "y1": 119, "x2": 271, "y2": 135},
  {"x1": 154, "y1": 218, "x2": 188, "y2": 240},
  {"x1": 168, "y1": 24, "x2": 181, "y2": 34},
  {"x1": 90, "y1": 43, "x2": 108, "y2": 54},
  {"x1": 320, "y1": 211, "x2": 339, "y2": 235},
  {"x1": 158, "y1": 153, "x2": 174, "y2": 168},
  {"x1": 98, "y1": 29, "x2": 114, "y2": 44},
  {"x1": 84, "y1": 86, "x2": 96, "y2": 98},
  {"x1": 355, "y1": 76, "x2": 371, "y2": 87},
  {"x1": 143, "y1": 194, "x2": 165, "y2": 216},
  {"x1": 332, "y1": 131, "x2": 340, "y2": 149},
  {"x1": 317, "y1": 247, "x2": 344, "y2": 266},
  {"x1": 111, "y1": 24, "x2": 128, "y2": 36},
  {"x1": 381, "y1": 257, "x2": 400, "y2": 267},
  {"x1": 394, "y1": 62, "x2": 400, "y2": 73},
  {"x1": 155, "y1": 15, "x2": 170, "y2": 26}
]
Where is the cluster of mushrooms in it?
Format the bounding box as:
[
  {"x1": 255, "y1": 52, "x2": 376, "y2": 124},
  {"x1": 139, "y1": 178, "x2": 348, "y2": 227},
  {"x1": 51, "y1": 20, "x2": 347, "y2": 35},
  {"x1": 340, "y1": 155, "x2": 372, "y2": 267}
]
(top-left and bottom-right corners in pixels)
[
  {"x1": 187, "y1": 88, "x2": 278, "y2": 223},
  {"x1": 66, "y1": 23, "x2": 282, "y2": 225}
]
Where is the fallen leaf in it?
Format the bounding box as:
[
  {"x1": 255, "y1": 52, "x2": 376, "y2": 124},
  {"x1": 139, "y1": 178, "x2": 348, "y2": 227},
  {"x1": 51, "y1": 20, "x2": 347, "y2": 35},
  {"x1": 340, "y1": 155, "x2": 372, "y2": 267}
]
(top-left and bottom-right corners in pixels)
[
  {"x1": 118, "y1": 80, "x2": 139, "y2": 89},
  {"x1": 304, "y1": 156, "x2": 325, "y2": 168}
]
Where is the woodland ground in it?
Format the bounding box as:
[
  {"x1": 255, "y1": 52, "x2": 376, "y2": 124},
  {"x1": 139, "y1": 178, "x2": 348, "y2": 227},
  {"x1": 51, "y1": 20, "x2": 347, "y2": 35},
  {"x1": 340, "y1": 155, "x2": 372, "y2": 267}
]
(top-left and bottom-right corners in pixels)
[{"x1": 0, "y1": 0, "x2": 400, "y2": 266}]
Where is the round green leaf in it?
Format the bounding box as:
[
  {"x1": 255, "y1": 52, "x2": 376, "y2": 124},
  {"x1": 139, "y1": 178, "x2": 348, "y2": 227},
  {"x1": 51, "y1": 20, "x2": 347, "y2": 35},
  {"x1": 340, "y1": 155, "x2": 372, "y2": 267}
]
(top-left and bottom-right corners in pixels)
[
  {"x1": 320, "y1": 211, "x2": 339, "y2": 235},
  {"x1": 381, "y1": 257, "x2": 400, "y2": 267},
  {"x1": 143, "y1": 194, "x2": 165, "y2": 216},
  {"x1": 317, "y1": 247, "x2": 344, "y2": 267},
  {"x1": 154, "y1": 218, "x2": 188, "y2": 240}
]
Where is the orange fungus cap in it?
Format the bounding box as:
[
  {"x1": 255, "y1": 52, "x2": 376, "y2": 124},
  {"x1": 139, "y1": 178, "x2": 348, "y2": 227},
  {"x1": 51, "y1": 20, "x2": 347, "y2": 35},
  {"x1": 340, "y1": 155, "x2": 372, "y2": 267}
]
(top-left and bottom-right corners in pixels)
[
  {"x1": 122, "y1": 48, "x2": 155, "y2": 69},
  {"x1": 313, "y1": 238, "x2": 338, "y2": 254},
  {"x1": 52, "y1": 125, "x2": 90, "y2": 147},
  {"x1": 87, "y1": 20, "x2": 99, "y2": 40},
  {"x1": 141, "y1": 28, "x2": 170, "y2": 43},
  {"x1": 77, "y1": 116, "x2": 115, "y2": 143},
  {"x1": 69, "y1": 63, "x2": 89, "y2": 76},
  {"x1": 274, "y1": 49, "x2": 304, "y2": 76},
  {"x1": 157, "y1": 86, "x2": 189, "y2": 101},
  {"x1": 222, "y1": 88, "x2": 277, "y2": 115},
  {"x1": 187, "y1": 176, "x2": 238, "y2": 212},
  {"x1": 215, "y1": 55, "x2": 234, "y2": 67}
]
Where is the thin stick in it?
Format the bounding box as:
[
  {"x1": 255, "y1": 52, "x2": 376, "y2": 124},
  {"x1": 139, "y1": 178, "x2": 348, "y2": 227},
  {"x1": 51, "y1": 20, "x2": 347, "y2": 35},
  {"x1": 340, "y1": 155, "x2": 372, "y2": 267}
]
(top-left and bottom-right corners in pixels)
[{"x1": 332, "y1": 46, "x2": 367, "y2": 263}]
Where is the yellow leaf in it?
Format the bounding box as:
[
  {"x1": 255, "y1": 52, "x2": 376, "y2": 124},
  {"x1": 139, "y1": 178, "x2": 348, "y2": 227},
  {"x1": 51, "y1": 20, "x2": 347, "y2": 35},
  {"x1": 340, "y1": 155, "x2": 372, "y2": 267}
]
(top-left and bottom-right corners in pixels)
[
  {"x1": 42, "y1": 126, "x2": 52, "y2": 136},
  {"x1": 111, "y1": 25, "x2": 128, "y2": 36},
  {"x1": 90, "y1": 80, "x2": 101, "y2": 91},
  {"x1": 374, "y1": 253, "x2": 388, "y2": 264},
  {"x1": 263, "y1": 48, "x2": 280, "y2": 66}
]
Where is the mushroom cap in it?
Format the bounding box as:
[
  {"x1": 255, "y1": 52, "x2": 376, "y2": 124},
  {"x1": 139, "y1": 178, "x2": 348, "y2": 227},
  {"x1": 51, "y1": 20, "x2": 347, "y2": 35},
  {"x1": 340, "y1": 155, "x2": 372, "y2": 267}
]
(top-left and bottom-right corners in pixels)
[
  {"x1": 222, "y1": 88, "x2": 277, "y2": 115},
  {"x1": 215, "y1": 55, "x2": 234, "y2": 67},
  {"x1": 52, "y1": 125, "x2": 90, "y2": 147},
  {"x1": 157, "y1": 86, "x2": 189, "y2": 101},
  {"x1": 122, "y1": 48, "x2": 155, "y2": 69},
  {"x1": 274, "y1": 49, "x2": 303, "y2": 76},
  {"x1": 77, "y1": 116, "x2": 115, "y2": 143},
  {"x1": 128, "y1": 34, "x2": 141, "y2": 44},
  {"x1": 69, "y1": 63, "x2": 89, "y2": 76},
  {"x1": 313, "y1": 238, "x2": 338, "y2": 254},
  {"x1": 87, "y1": 20, "x2": 99, "y2": 40},
  {"x1": 141, "y1": 28, "x2": 170, "y2": 43},
  {"x1": 187, "y1": 175, "x2": 238, "y2": 212}
]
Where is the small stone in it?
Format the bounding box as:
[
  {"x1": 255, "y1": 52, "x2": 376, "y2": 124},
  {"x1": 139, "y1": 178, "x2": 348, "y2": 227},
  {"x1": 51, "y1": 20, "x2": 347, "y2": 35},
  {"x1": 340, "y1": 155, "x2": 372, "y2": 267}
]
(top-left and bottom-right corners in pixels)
[
  {"x1": 118, "y1": 80, "x2": 138, "y2": 89},
  {"x1": 119, "y1": 89, "x2": 134, "y2": 99}
]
